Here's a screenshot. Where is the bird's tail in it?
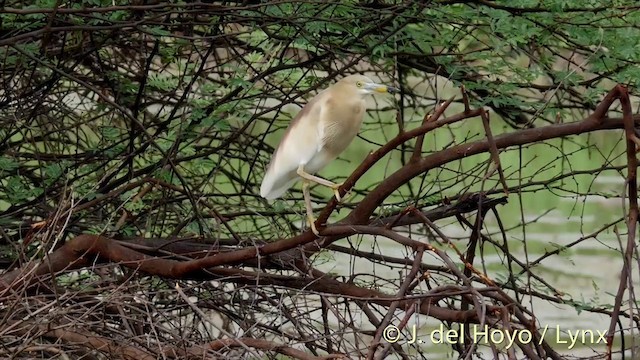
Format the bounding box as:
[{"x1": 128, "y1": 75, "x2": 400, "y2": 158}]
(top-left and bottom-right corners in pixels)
[{"x1": 260, "y1": 165, "x2": 298, "y2": 199}]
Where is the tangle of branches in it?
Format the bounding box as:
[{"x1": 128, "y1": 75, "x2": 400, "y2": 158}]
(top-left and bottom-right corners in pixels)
[{"x1": 1, "y1": 1, "x2": 639, "y2": 359}]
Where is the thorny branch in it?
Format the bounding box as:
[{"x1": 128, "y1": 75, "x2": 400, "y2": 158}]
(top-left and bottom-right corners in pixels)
[
  {"x1": 606, "y1": 86, "x2": 638, "y2": 360},
  {"x1": 1, "y1": 85, "x2": 638, "y2": 359},
  {"x1": 2, "y1": 2, "x2": 640, "y2": 359}
]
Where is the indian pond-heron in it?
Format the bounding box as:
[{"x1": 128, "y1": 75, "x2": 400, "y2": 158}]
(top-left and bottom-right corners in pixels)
[{"x1": 260, "y1": 75, "x2": 398, "y2": 235}]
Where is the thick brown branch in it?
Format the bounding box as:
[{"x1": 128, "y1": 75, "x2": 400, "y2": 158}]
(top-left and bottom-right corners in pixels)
[
  {"x1": 200, "y1": 338, "x2": 329, "y2": 360},
  {"x1": 4, "y1": 320, "x2": 155, "y2": 360},
  {"x1": 348, "y1": 106, "x2": 633, "y2": 226},
  {"x1": 606, "y1": 85, "x2": 638, "y2": 358}
]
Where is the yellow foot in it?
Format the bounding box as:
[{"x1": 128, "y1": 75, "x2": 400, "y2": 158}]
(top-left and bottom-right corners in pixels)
[
  {"x1": 331, "y1": 182, "x2": 344, "y2": 202},
  {"x1": 307, "y1": 214, "x2": 320, "y2": 236},
  {"x1": 309, "y1": 221, "x2": 320, "y2": 236}
]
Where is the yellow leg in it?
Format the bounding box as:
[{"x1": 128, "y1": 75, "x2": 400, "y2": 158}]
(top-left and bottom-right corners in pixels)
[
  {"x1": 297, "y1": 164, "x2": 343, "y2": 202},
  {"x1": 302, "y1": 180, "x2": 319, "y2": 236}
]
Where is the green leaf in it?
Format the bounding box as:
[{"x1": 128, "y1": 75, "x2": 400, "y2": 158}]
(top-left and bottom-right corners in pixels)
[
  {"x1": 148, "y1": 73, "x2": 179, "y2": 91},
  {"x1": 273, "y1": 200, "x2": 286, "y2": 212},
  {"x1": 44, "y1": 163, "x2": 65, "y2": 185},
  {"x1": 0, "y1": 157, "x2": 19, "y2": 172},
  {"x1": 101, "y1": 126, "x2": 121, "y2": 140},
  {"x1": 146, "y1": 26, "x2": 171, "y2": 37}
]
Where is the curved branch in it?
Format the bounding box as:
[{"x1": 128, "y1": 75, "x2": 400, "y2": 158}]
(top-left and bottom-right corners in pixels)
[
  {"x1": 344, "y1": 86, "x2": 632, "y2": 226},
  {"x1": 199, "y1": 337, "x2": 330, "y2": 360},
  {"x1": 4, "y1": 320, "x2": 155, "y2": 360}
]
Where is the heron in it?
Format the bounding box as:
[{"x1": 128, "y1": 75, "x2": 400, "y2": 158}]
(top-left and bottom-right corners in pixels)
[{"x1": 260, "y1": 74, "x2": 398, "y2": 235}]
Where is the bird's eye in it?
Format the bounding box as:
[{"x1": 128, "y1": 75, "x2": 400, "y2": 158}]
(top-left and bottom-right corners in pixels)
[{"x1": 356, "y1": 81, "x2": 363, "y2": 88}]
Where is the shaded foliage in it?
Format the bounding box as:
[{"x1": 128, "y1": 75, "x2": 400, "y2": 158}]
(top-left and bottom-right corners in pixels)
[{"x1": 1, "y1": 1, "x2": 639, "y2": 359}]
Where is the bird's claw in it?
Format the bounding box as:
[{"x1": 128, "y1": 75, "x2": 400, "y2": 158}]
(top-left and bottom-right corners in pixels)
[
  {"x1": 311, "y1": 223, "x2": 320, "y2": 236},
  {"x1": 307, "y1": 216, "x2": 320, "y2": 236},
  {"x1": 331, "y1": 182, "x2": 344, "y2": 202}
]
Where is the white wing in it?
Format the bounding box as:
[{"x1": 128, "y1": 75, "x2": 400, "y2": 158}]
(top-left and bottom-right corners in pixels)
[{"x1": 260, "y1": 95, "x2": 326, "y2": 199}]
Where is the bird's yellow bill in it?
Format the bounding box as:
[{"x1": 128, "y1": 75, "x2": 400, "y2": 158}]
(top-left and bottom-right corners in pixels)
[{"x1": 373, "y1": 85, "x2": 399, "y2": 94}]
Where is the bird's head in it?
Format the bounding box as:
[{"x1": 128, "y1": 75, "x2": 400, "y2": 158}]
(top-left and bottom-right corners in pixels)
[{"x1": 338, "y1": 74, "x2": 399, "y2": 97}]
